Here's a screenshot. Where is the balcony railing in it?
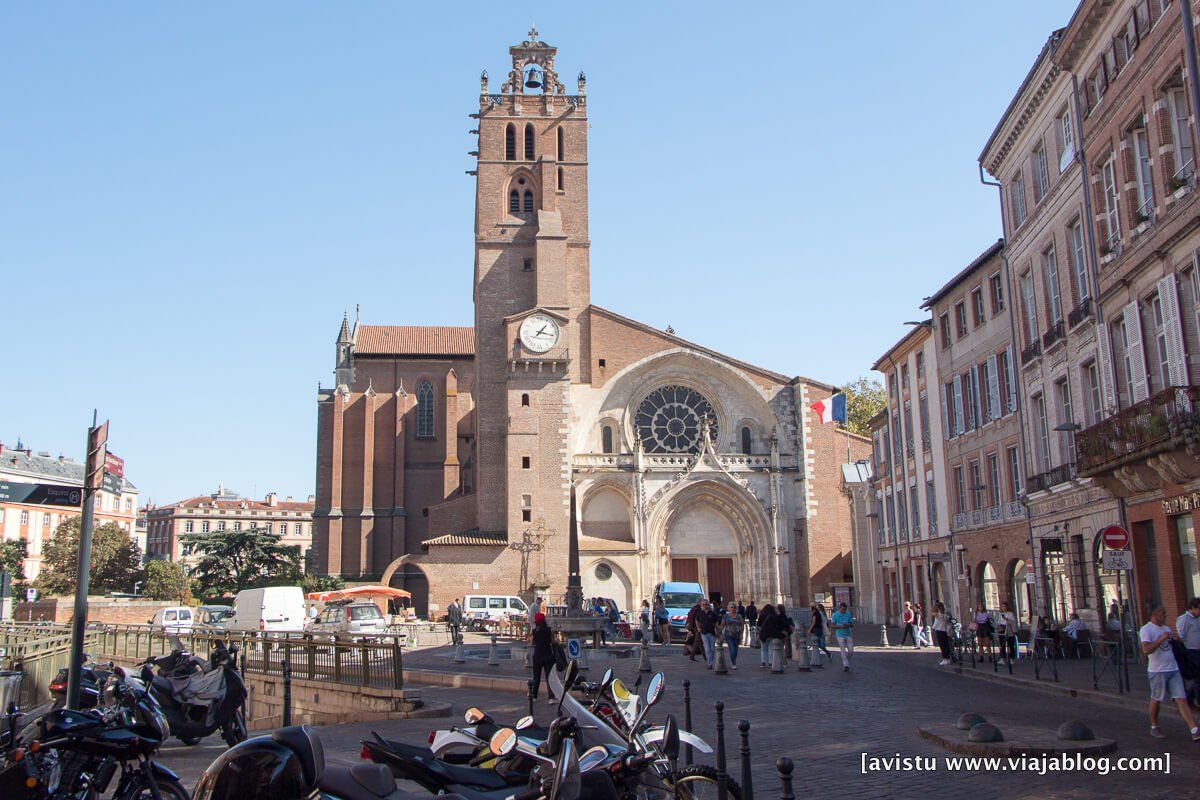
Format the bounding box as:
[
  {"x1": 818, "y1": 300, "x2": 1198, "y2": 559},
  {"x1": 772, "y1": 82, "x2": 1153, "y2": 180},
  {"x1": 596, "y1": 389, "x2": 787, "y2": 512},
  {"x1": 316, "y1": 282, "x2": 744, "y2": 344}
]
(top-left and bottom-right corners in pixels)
[
  {"x1": 1026, "y1": 462, "x2": 1076, "y2": 494},
  {"x1": 951, "y1": 502, "x2": 1026, "y2": 531},
  {"x1": 1076, "y1": 386, "x2": 1200, "y2": 476},
  {"x1": 922, "y1": 430, "x2": 932, "y2": 452},
  {"x1": 1067, "y1": 297, "x2": 1092, "y2": 329},
  {"x1": 1042, "y1": 320, "x2": 1065, "y2": 351},
  {"x1": 1171, "y1": 160, "x2": 1195, "y2": 194},
  {"x1": 1021, "y1": 340, "x2": 1042, "y2": 366}
]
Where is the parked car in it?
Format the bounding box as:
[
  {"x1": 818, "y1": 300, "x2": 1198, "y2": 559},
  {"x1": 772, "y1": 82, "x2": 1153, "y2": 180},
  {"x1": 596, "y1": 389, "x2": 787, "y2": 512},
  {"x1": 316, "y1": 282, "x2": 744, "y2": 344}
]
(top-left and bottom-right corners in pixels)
[
  {"x1": 226, "y1": 586, "x2": 306, "y2": 633},
  {"x1": 148, "y1": 605, "x2": 195, "y2": 634},
  {"x1": 195, "y1": 604, "x2": 234, "y2": 632},
  {"x1": 653, "y1": 581, "x2": 706, "y2": 640},
  {"x1": 462, "y1": 594, "x2": 528, "y2": 629},
  {"x1": 307, "y1": 600, "x2": 388, "y2": 641}
]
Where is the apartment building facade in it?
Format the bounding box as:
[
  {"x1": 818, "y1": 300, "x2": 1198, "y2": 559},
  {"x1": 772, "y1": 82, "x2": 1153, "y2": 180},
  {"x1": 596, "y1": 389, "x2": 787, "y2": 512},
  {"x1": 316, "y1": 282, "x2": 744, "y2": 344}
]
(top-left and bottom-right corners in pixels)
[
  {"x1": 870, "y1": 325, "x2": 952, "y2": 625},
  {"x1": 1055, "y1": 0, "x2": 1200, "y2": 617},
  {"x1": 981, "y1": 27, "x2": 1123, "y2": 629}
]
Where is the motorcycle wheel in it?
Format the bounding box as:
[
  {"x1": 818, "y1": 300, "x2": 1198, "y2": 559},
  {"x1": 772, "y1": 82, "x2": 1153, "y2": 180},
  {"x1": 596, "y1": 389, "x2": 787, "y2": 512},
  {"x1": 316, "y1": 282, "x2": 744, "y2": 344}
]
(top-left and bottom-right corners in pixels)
[
  {"x1": 221, "y1": 709, "x2": 248, "y2": 747},
  {"x1": 668, "y1": 765, "x2": 742, "y2": 800},
  {"x1": 120, "y1": 775, "x2": 190, "y2": 800}
]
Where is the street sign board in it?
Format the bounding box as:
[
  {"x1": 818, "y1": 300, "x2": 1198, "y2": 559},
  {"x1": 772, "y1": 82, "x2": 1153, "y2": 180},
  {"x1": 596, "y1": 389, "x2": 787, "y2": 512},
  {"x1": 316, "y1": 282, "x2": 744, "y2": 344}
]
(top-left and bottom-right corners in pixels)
[
  {"x1": 1100, "y1": 525, "x2": 1130, "y2": 550},
  {"x1": 1102, "y1": 549, "x2": 1134, "y2": 570},
  {"x1": 102, "y1": 472, "x2": 122, "y2": 495},
  {"x1": 26, "y1": 588, "x2": 38, "y2": 602},
  {"x1": 0, "y1": 482, "x2": 83, "y2": 507},
  {"x1": 566, "y1": 639, "x2": 581, "y2": 660},
  {"x1": 85, "y1": 421, "x2": 109, "y2": 490},
  {"x1": 1025, "y1": 571, "x2": 1036, "y2": 584},
  {"x1": 103, "y1": 451, "x2": 124, "y2": 478}
]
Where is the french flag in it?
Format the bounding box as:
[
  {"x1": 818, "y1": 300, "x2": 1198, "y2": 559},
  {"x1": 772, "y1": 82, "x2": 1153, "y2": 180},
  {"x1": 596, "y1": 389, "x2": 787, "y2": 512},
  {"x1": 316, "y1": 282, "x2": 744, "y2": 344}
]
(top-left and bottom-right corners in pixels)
[{"x1": 811, "y1": 393, "x2": 846, "y2": 424}]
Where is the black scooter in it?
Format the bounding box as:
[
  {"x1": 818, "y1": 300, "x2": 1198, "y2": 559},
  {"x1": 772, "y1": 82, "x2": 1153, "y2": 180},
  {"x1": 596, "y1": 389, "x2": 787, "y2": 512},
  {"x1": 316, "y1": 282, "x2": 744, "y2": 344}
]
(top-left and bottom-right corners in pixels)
[
  {"x1": 48, "y1": 654, "x2": 114, "y2": 709},
  {"x1": 140, "y1": 640, "x2": 247, "y2": 747}
]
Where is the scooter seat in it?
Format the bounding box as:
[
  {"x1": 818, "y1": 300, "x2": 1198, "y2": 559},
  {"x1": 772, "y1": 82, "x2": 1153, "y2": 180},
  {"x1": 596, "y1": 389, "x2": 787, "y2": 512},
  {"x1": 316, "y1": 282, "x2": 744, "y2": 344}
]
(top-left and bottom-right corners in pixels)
[
  {"x1": 321, "y1": 764, "x2": 397, "y2": 799},
  {"x1": 376, "y1": 738, "x2": 513, "y2": 790}
]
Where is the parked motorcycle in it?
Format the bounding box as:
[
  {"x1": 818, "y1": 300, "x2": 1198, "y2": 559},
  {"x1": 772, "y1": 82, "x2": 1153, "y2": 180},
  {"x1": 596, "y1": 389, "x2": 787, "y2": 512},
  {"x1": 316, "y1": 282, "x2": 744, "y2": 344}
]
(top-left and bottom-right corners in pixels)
[
  {"x1": 48, "y1": 654, "x2": 115, "y2": 709},
  {"x1": 140, "y1": 639, "x2": 247, "y2": 747}
]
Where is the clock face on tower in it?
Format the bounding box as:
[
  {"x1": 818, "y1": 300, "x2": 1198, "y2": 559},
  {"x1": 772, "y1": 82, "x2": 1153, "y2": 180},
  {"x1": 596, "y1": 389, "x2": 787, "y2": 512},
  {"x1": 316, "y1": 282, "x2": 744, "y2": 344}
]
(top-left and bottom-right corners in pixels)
[{"x1": 519, "y1": 314, "x2": 560, "y2": 353}]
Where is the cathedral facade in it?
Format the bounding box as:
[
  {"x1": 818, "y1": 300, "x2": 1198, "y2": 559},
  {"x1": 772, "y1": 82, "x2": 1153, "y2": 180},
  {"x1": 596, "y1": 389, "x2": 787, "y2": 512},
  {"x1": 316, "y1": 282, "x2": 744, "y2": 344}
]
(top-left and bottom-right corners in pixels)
[{"x1": 312, "y1": 31, "x2": 868, "y2": 615}]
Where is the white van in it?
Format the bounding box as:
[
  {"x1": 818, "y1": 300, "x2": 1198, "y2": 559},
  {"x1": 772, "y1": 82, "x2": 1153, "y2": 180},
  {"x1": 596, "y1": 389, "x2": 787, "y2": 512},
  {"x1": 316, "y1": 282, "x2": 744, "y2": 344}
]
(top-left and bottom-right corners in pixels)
[
  {"x1": 227, "y1": 586, "x2": 307, "y2": 633},
  {"x1": 463, "y1": 595, "x2": 527, "y2": 629},
  {"x1": 149, "y1": 606, "x2": 195, "y2": 634}
]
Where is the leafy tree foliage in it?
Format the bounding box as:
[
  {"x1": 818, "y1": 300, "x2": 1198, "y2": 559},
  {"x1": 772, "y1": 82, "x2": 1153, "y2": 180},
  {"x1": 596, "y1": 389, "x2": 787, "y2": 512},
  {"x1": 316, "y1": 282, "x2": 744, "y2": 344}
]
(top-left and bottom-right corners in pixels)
[
  {"x1": 302, "y1": 572, "x2": 344, "y2": 594},
  {"x1": 143, "y1": 559, "x2": 194, "y2": 604},
  {"x1": 0, "y1": 539, "x2": 28, "y2": 599},
  {"x1": 181, "y1": 527, "x2": 301, "y2": 596},
  {"x1": 36, "y1": 517, "x2": 144, "y2": 596},
  {"x1": 841, "y1": 376, "x2": 887, "y2": 437}
]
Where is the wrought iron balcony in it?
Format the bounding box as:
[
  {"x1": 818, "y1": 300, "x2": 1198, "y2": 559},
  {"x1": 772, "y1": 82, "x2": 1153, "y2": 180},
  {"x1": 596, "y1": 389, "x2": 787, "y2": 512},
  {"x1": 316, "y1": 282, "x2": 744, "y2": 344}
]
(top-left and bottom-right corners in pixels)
[
  {"x1": 1076, "y1": 386, "x2": 1200, "y2": 477},
  {"x1": 1067, "y1": 297, "x2": 1092, "y2": 329},
  {"x1": 1041, "y1": 320, "x2": 1065, "y2": 351},
  {"x1": 1020, "y1": 339, "x2": 1042, "y2": 366},
  {"x1": 1026, "y1": 462, "x2": 1076, "y2": 494}
]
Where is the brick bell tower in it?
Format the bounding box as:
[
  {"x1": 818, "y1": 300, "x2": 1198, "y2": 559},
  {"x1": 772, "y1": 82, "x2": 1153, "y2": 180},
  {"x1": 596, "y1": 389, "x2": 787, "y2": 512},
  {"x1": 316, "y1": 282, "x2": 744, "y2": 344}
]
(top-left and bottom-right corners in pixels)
[{"x1": 471, "y1": 29, "x2": 590, "y2": 590}]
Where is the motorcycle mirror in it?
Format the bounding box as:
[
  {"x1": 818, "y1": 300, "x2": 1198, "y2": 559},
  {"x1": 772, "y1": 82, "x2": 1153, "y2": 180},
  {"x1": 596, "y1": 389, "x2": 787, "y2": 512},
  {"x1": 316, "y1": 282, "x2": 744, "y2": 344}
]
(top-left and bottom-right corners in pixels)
[
  {"x1": 552, "y1": 738, "x2": 581, "y2": 800},
  {"x1": 563, "y1": 658, "x2": 579, "y2": 689},
  {"x1": 600, "y1": 667, "x2": 614, "y2": 689},
  {"x1": 489, "y1": 727, "x2": 518, "y2": 757},
  {"x1": 516, "y1": 715, "x2": 534, "y2": 731},
  {"x1": 661, "y1": 714, "x2": 680, "y2": 761},
  {"x1": 646, "y1": 672, "x2": 665, "y2": 706},
  {"x1": 464, "y1": 707, "x2": 486, "y2": 724}
]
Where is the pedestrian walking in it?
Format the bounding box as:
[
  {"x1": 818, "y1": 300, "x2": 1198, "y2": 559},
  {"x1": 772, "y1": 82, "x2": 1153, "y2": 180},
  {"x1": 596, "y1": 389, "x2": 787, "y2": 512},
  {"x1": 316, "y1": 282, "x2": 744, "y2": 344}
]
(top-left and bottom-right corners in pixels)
[
  {"x1": 1176, "y1": 598, "x2": 1200, "y2": 708},
  {"x1": 695, "y1": 598, "x2": 720, "y2": 668},
  {"x1": 1140, "y1": 605, "x2": 1200, "y2": 740},
  {"x1": 757, "y1": 604, "x2": 778, "y2": 668},
  {"x1": 604, "y1": 599, "x2": 619, "y2": 646},
  {"x1": 900, "y1": 601, "x2": 916, "y2": 646},
  {"x1": 996, "y1": 602, "x2": 1018, "y2": 661},
  {"x1": 744, "y1": 601, "x2": 759, "y2": 646},
  {"x1": 972, "y1": 602, "x2": 994, "y2": 662},
  {"x1": 529, "y1": 612, "x2": 557, "y2": 704},
  {"x1": 720, "y1": 601, "x2": 744, "y2": 669},
  {"x1": 777, "y1": 604, "x2": 795, "y2": 661},
  {"x1": 932, "y1": 602, "x2": 953, "y2": 665},
  {"x1": 809, "y1": 603, "x2": 832, "y2": 662},
  {"x1": 654, "y1": 596, "x2": 670, "y2": 645},
  {"x1": 638, "y1": 599, "x2": 652, "y2": 643},
  {"x1": 831, "y1": 602, "x2": 854, "y2": 672},
  {"x1": 913, "y1": 603, "x2": 929, "y2": 649},
  {"x1": 447, "y1": 598, "x2": 463, "y2": 644},
  {"x1": 684, "y1": 600, "x2": 702, "y2": 661}
]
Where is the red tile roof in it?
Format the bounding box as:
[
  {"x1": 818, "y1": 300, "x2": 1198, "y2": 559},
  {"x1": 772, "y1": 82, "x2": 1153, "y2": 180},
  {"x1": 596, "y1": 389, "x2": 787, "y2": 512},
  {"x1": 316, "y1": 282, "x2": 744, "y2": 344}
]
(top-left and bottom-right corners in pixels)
[
  {"x1": 154, "y1": 496, "x2": 314, "y2": 513},
  {"x1": 421, "y1": 529, "x2": 507, "y2": 547},
  {"x1": 356, "y1": 326, "x2": 475, "y2": 357}
]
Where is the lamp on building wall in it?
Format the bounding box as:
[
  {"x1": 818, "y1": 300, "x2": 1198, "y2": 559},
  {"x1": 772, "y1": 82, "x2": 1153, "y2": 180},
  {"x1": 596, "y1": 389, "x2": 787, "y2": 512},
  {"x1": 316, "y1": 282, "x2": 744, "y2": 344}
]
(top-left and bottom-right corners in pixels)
[
  {"x1": 904, "y1": 320, "x2": 934, "y2": 329},
  {"x1": 1053, "y1": 422, "x2": 1081, "y2": 432}
]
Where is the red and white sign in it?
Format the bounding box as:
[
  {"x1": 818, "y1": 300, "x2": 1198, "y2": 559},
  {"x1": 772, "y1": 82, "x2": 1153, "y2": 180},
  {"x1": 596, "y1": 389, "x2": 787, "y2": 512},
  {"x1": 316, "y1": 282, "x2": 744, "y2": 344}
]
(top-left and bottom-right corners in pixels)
[
  {"x1": 103, "y1": 451, "x2": 125, "y2": 478},
  {"x1": 1100, "y1": 524, "x2": 1130, "y2": 550}
]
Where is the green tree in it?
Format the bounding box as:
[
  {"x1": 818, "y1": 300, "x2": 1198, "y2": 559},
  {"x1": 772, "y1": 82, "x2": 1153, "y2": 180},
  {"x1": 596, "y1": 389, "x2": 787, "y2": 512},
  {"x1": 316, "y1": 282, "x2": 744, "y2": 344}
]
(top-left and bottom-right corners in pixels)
[
  {"x1": 36, "y1": 517, "x2": 144, "y2": 596},
  {"x1": 0, "y1": 539, "x2": 28, "y2": 600},
  {"x1": 181, "y1": 527, "x2": 302, "y2": 596},
  {"x1": 841, "y1": 376, "x2": 887, "y2": 437},
  {"x1": 302, "y1": 572, "x2": 344, "y2": 594},
  {"x1": 143, "y1": 559, "x2": 194, "y2": 604}
]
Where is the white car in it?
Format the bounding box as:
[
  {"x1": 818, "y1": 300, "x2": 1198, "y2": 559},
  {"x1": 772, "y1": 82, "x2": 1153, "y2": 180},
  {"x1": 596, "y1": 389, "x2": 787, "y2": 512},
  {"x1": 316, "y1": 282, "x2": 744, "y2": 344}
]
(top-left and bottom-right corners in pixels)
[
  {"x1": 227, "y1": 586, "x2": 307, "y2": 633},
  {"x1": 149, "y1": 606, "x2": 195, "y2": 635}
]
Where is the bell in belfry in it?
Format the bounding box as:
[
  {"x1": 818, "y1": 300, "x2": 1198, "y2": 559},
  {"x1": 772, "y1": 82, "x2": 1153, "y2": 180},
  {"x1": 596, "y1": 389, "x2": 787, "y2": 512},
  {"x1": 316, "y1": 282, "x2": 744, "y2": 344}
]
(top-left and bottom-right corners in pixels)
[{"x1": 524, "y1": 65, "x2": 542, "y2": 90}]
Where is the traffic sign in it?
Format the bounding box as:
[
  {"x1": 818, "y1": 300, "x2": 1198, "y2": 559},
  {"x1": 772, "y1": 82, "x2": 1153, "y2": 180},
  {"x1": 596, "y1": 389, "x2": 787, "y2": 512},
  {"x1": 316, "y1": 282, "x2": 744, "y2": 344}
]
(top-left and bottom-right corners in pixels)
[
  {"x1": 1100, "y1": 525, "x2": 1130, "y2": 550},
  {"x1": 1102, "y1": 549, "x2": 1134, "y2": 570},
  {"x1": 1025, "y1": 571, "x2": 1035, "y2": 585},
  {"x1": 102, "y1": 472, "x2": 122, "y2": 495},
  {"x1": 103, "y1": 451, "x2": 124, "y2": 478},
  {"x1": 566, "y1": 638, "x2": 581, "y2": 660},
  {"x1": 85, "y1": 420, "x2": 109, "y2": 490},
  {"x1": 0, "y1": 482, "x2": 83, "y2": 507}
]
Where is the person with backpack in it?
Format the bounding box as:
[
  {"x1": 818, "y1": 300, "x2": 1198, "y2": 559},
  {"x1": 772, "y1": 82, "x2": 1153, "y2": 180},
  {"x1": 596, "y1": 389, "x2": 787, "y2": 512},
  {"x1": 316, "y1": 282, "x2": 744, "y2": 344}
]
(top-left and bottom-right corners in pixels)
[
  {"x1": 777, "y1": 604, "x2": 795, "y2": 661},
  {"x1": 757, "y1": 604, "x2": 778, "y2": 669},
  {"x1": 809, "y1": 603, "x2": 832, "y2": 662},
  {"x1": 720, "y1": 601, "x2": 745, "y2": 669},
  {"x1": 529, "y1": 612, "x2": 557, "y2": 704}
]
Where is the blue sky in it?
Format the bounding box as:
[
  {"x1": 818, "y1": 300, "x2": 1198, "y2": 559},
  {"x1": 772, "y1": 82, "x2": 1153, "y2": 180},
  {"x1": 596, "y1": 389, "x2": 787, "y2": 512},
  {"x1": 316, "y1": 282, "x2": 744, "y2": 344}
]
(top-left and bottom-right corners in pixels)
[{"x1": 2, "y1": 2, "x2": 1075, "y2": 504}]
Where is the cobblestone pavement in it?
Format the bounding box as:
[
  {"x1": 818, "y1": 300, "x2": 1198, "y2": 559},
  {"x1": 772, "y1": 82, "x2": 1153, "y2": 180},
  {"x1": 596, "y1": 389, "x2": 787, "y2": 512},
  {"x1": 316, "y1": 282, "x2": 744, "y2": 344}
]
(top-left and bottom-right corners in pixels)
[{"x1": 155, "y1": 627, "x2": 1198, "y2": 800}]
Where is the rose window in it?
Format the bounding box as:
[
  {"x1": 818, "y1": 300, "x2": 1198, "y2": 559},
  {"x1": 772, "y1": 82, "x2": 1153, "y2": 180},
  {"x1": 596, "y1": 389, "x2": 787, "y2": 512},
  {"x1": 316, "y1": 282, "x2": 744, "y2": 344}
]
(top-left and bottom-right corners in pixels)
[{"x1": 634, "y1": 386, "x2": 718, "y2": 453}]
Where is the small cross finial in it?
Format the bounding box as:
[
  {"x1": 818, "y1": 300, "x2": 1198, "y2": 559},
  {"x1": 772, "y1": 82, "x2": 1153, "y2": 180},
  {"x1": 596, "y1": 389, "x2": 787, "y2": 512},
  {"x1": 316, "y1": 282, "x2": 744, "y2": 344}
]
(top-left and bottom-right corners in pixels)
[{"x1": 528, "y1": 25, "x2": 538, "y2": 40}]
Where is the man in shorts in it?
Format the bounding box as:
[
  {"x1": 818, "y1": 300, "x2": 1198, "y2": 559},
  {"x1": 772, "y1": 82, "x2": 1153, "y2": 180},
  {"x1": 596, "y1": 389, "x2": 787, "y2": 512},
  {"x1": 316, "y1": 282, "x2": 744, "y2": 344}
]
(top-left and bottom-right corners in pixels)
[{"x1": 1140, "y1": 605, "x2": 1200, "y2": 740}]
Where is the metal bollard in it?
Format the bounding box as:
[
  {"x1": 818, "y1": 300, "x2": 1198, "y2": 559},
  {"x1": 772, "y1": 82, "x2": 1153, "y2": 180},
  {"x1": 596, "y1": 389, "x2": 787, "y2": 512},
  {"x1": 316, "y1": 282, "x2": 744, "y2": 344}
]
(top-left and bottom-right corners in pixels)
[
  {"x1": 749, "y1": 625, "x2": 760, "y2": 648},
  {"x1": 770, "y1": 639, "x2": 784, "y2": 673},
  {"x1": 777, "y1": 756, "x2": 795, "y2": 800},
  {"x1": 714, "y1": 638, "x2": 729, "y2": 675},
  {"x1": 527, "y1": 679, "x2": 535, "y2": 719},
  {"x1": 738, "y1": 720, "x2": 754, "y2": 800},
  {"x1": 281, "y1": 658, "x2": 292, "y2": 727},
  {"x1": 682, "y1": 679, "x2": 693, "y2": 766},
  {"x1": 795, "y1": 631, "x2": 811, "y2": 672},
  {"x1": 487, "y1": 634, "x2": 499, "y2": 667},
  {"x1": 880, "y1": 625, "x2": 890, "y2": 648},
  {"x1": 638, "y1": 637, "x2": 652, "y2": 673},
  {"x1": 714, "y1": 701, "x2": 728, "y2": 800}
]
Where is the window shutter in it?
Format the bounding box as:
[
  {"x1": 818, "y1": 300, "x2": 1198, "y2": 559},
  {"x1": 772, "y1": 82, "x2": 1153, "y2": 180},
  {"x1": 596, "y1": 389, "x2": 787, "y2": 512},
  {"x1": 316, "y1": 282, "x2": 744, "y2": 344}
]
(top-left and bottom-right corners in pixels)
[
  {"x1": 1004, "y1": 346, "x2": 1017, "y2": 414},
  {"x1": 1123, "y1": 301, "x2": 1149, "y2": 402},
  {"x1": 1157, "y1": 273, "x2": 1188, "y2": 386},
  {"x1": 940, "y1": 383, "x2": 951, "y2": 440},
  {"x1": 970, "y1": 366, "x2": 982, "y2": 429},
  {"x1": 1096, "y1": 321, "x2": 1119, "y2": 413},
  {"x1": 987, "y1": 354, "x2": 1001, "y2": 421},
  {"x1": 952, "y1": 376, "x2": 964, "y2": 436}
]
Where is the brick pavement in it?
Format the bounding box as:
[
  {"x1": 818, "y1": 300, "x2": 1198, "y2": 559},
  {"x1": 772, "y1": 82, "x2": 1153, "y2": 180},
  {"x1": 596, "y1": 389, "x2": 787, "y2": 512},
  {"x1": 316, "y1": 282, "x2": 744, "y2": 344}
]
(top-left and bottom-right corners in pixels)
[{"x1": 155, "y1": 627, "x2": 1198, "y2": 799}]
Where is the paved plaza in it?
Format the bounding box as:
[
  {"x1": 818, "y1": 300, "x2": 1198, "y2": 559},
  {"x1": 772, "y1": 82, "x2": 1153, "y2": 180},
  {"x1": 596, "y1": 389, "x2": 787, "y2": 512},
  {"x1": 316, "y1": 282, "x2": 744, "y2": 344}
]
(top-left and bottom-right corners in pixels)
[{"x1": 151, "y1": 626, "x2": 1199, "y2": 800}]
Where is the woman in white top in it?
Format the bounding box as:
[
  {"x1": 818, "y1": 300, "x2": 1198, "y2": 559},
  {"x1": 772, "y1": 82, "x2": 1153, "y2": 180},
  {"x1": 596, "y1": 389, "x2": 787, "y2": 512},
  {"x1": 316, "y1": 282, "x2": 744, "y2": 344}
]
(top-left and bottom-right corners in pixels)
[{"x1": 931, "y1": 602, "x2": 953, "y2": 666}]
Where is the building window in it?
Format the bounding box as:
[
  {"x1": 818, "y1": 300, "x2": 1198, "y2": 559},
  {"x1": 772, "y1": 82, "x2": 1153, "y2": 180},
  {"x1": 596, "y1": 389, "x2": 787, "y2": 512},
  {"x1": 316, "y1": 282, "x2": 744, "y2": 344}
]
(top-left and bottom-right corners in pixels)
[
  {"x1": 1168, "y1": 87, "x2": 1195, "y2": 183},
  {"x1": 523, "y1": 190, "x2": 534, "y2": 213},
  {"x1": 1057, "y1": 107, "x2": 1075, "y2": 172},
  {"x1": 217, "y1": 521, "x2": 226, "y2": 531},
  {"x1": 1044, "y1": 244, "x2": 1063, "y2": 327},
  {"x1": 1116, "y1": 317, "x2": 1135, "y2": 406},
  {"x1": 1100, "y1": 156, "x2": 1120, "y2": 249},
  {"x1": 953, "y1": 465, "x2": 966, "y2": 515},
  {"x1": 417, "y1": 380, "x2": 435, "y2": 438},
  {"x1": 740, "y1": 426, "x2": 752, "y2": 455},
  {"x1": 557, "y1": 126, "x2": 564, "y2": 160},
  {"x1": 1069, "y1": 220, "x2": 1088, "y2": 302},
  {"x1": 1032, "y1": 142, "x2": 1049, "y2": 202},
  {"x1": 926, "y1": 479, "x2": 937, "y2": 532},
  {"x1": 939, "y1": 313, "x2": 951, "y2": 349},
  {"x1": 1177, "y1": 516, "x2": 1200, "y2": 602},
  {"x1": 201, "y1": 521, "x2": 210, "y2": 533},
  {"x1": 1010, "y1": 173, "x2": 1027, "y2": 226},
  {"x1": 522, "y1": 456, "x2": 531, "y2": 469},
  {"x1": 1056, "y1": 378, "x2": 1076, "y2": 464},
  {"x1": 989, "y1": 272, "x2": 1005, "y2": 314},
  {"x1": 901, "y1": 363, "x2": 909, "y2": 390},
  {"x1": 979, "y1": 359, "x2": 993, "y2": 422},
  {"x1": 557, "y1": 167, "x2": 564, "y2": 191},
  {"x1": 505, "y1": 124, "x2": 516, "y2": 161},
  {"x1": 524, "y1": 123, "x2": 535, "y2": 160},
  {"x1": 185, "y1": 521, "x2": 194, "y2": 533},
  {"x1": 523, "y1": 257, "x2": 533, "y2": 272},
  {"x1": 509, "y1": 189, "x2": 520, "y2": 213},
  {"x1": 1034, "y1": 393, "x2": 1051, "y2": 472},
  {"x1": 522, "y1": 509, "x2": 532, "y2": 522},
  {"x1": 233, "y1": 522, "x2": 242, "y2": 531},
  {"x1": 919, "y1": 394, "x2": 931, "y2": 452},
  {"x1": 601, "y1": 425, "x2": 614, "y2": 454},
  {"x1": 971, "y1": 286, "x2": 986, "y2": 327},
  {"x1": 916, "y1": 351, "x2": 925, "y2": 378},
  {"x1": 521, "y1": 393, "x2": 530, "y2": 407},
  {"x1": 987, "y1": 453, "x2": 1001, "y2": 507},
  {"x1": 19, "y1": 510, "x2": 28, "y2": 525},
  {"x1": 955, "y1": 301, "x2": 968, "y2": 339},
  {"x1": 1021, "y1": 270, "x2": 1038, "y2": 345},
  {"x1": 1084, "y1": 361, "x2": 1103, "y2": 425},
  {"x1": 265, "y1": 522, "x2": 273, "y2": 533},
  {"x1": 968, "y1": 460, "x2": 982, "y2": 510},
  {"x1": 1007, "y1": 446, "x2": 1021, "y2": 501},
  {"x1": 1132, "y1": 127, "x2": 1154, "y2": 221},
  {"x1": 1150, "y1": 293, "x2": 1170, "y2": 392}
]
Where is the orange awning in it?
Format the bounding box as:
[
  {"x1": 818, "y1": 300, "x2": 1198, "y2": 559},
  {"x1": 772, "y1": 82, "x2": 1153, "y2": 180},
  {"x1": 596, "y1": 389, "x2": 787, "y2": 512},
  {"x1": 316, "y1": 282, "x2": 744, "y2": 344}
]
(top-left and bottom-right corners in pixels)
[{"x1": 305, "y1": 585, "x2": 411, "y2": 602}]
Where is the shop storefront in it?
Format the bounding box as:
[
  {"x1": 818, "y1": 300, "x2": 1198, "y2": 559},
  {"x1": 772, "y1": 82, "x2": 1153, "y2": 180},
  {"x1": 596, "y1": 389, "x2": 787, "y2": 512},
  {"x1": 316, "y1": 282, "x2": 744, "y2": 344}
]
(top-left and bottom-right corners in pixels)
[{"x1": 1126, "y1": 488, "x2": 1200, "y2": 616}]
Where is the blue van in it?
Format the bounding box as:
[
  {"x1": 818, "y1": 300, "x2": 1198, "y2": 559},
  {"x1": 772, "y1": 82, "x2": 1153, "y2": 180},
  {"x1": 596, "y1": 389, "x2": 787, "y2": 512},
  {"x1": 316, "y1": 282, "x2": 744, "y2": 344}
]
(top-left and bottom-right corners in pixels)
[{"x1": 654, "y1": 581, "x2": 706, "y2": 640}]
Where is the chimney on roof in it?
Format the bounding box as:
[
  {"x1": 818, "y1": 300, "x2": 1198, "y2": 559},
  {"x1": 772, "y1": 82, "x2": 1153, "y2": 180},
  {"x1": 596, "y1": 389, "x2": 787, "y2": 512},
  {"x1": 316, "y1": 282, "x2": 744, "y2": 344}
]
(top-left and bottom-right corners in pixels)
[
  {"x1": 58, "y1": 454, "x2": 65, "y2": 463},
  {"x1": 266, "y1": 492, "x2": 279, "y2": 507},
  {"x1": 285, "y1": 496, "x2": 294, "y2": 503},
  {"x1": 307, "y1": 494, "x2": 315, "y2": 503}
]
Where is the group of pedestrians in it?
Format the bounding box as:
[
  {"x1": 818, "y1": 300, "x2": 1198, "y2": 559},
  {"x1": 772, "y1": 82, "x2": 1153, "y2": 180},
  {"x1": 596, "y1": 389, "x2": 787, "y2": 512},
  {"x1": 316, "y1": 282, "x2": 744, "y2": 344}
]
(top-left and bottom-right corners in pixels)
[{"x1": 1141, "y1": 598, "x2": 1200, "y2": 741}]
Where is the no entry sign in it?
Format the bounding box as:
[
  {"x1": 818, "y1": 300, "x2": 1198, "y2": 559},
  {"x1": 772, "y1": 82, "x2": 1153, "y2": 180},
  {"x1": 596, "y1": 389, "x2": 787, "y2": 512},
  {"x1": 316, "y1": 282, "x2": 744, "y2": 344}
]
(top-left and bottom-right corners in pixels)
[{"x1": 1100, "y1": 525, "x2": 1130, "y2": 550}]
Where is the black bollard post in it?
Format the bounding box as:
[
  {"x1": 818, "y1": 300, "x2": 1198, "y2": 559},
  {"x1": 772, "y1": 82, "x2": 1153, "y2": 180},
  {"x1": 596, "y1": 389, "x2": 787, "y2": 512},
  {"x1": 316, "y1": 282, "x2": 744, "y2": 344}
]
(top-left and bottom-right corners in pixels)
[
  {"x1": 738, "y1": 719, "x2": 754, "y2": 800},
  {"x1": 777, "y1": 756, "x2": 795, "y2": 800},
  {"x1": 281, "y1": 658, "x2": 292, "y2": 727},
  {"x1": 682, "y1": 679, "x2": 693, "y2": 766},
  {"x1": 527, "y1": 679, "x2": 536, "y2": 719},
  {"x1": 714, "y1": 701, "x2": 728, "y2": 800}
]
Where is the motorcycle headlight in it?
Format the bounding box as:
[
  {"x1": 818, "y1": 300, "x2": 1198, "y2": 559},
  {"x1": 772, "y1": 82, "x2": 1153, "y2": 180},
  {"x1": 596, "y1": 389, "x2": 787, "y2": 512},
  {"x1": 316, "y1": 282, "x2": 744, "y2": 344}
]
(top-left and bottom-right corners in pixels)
[
  {"x1": 101, "y1": 675, "x2": 122, "y2": 709},
  {"x1": 134, "y1": 691, "x2": 170, "y2": 741}
]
